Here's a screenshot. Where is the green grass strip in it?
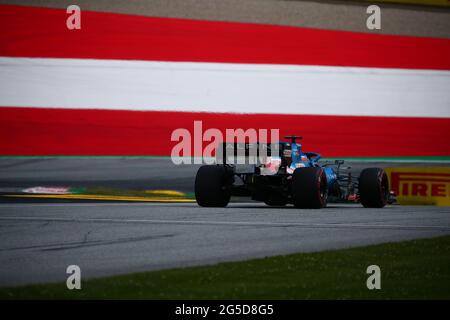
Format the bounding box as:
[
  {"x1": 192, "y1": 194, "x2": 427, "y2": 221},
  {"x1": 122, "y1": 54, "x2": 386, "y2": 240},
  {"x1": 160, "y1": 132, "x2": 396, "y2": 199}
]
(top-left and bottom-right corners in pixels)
[
  {"x1": 322, "y1": 156, "x2": 450, "y2": 162},
  {"x1": 82, "y1": 187, "x2": 194, "y2": 199},
  {"x1": 1, "y1": 235, "x2": 449, "y2": 299}
]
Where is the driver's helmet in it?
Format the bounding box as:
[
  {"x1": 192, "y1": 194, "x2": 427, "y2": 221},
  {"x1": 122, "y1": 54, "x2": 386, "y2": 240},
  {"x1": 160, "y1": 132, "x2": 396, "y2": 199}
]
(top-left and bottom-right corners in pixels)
[{"x1": 286, "y1": 144, "x2": 309, "y2": 174}]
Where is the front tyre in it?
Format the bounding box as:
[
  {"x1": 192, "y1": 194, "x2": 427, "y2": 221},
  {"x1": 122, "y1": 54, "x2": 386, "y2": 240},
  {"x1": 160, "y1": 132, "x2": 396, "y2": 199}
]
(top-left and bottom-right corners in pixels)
[
  {"x1": 292, "y1": 167, "x2": 327, "y2": 209},
  {"x1": 195, "y1": 165, "x2": 231, "y2": 207},
  {"x1": 359, "y1": 168, "x2": 389, "y2": 208}
]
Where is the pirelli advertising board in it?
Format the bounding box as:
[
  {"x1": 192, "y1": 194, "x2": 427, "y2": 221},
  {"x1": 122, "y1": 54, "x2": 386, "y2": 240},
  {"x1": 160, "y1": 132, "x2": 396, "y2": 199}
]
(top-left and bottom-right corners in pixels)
[{"x1": 385, "y1": 167, "x2": 450, "y2": 206}]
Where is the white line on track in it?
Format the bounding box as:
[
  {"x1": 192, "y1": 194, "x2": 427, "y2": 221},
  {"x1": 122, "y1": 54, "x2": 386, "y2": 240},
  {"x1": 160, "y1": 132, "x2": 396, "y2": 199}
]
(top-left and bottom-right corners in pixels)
[{"x1": 0, "y1": 216, "x2": 448, "y2": 231}]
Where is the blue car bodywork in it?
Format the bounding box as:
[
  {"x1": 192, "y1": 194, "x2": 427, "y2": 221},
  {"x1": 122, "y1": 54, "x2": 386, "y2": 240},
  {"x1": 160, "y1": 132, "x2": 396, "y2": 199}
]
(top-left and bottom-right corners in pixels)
[
  {"x1": 195, "y1": 136, "x2": 391, "y2": 208},
  {"x1": 287, "y1": 141, "x2": 337, "y2": 191}
]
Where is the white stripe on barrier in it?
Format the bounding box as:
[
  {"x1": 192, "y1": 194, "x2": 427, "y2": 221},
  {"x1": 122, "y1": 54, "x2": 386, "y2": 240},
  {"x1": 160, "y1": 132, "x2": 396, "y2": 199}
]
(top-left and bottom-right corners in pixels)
[{"x1": 0, "y1": 57, "x2": 449, "y2": 118}]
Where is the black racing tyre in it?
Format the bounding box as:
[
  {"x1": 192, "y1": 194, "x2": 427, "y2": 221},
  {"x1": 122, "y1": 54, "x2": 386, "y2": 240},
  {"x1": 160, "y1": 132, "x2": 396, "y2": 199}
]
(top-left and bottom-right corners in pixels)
[
  {"x1": 359, "y1": 168, "x2": 389, "y2": 208},
  {"x1": 264, "y1": 194, "x2": 288, "y2": 207},
  {"x1": 292, "y1": 167, "x2": 327, "y2": 209},
  {"x1": 195, "y1": 165, "x2": 231, "y2": 207}
]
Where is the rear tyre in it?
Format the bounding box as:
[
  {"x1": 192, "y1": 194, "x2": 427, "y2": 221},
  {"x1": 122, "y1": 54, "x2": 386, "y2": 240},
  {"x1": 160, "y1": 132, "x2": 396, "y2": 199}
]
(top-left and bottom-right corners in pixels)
[
  {"x1": 359, "y1": 168, "x2": 389, "y2": 208},
  {"x1": 195, "y1": 165, "x2": 231, "y2": 207},
  {"x1": 292, "y1": 167, "x2": 327, "y2": 209}
]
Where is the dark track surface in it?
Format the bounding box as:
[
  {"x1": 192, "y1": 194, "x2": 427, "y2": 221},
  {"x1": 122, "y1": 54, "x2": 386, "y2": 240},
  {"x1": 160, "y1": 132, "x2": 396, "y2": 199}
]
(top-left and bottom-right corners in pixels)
[
  {"x1": 1, "y1": 158, "x2": 448, "y2": 193},
  {"x1": 0, "y1": 158, "x2": 449, "y2": 286},
  {"x1": 0, "y1": 202, "x2": 449, "y2": 286},
  {"x1": 0, "y1": 158, "x2": 450, "y2": 286}
]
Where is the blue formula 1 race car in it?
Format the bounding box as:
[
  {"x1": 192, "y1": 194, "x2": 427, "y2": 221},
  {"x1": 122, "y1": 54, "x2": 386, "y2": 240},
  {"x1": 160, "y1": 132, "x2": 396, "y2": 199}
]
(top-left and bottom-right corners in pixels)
[{"x1": 195, "y1": 136, "x2": 390, "y2": 209}]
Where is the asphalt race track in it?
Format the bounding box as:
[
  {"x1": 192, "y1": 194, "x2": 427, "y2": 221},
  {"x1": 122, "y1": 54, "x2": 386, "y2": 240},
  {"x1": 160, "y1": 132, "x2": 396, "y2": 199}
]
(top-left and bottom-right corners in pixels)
[
  {"x1": 0, "y1": 158, "x2": 199, "y2": 192},
  {"x1": 1, "y1": 158, "x2": 447, "y2": 192},
  {"x1": 1, "y1": 158, "x2": 450, "y2": 286},
  {"x1": 0, "y1": 202, "x2": 449, "y2": 286}
]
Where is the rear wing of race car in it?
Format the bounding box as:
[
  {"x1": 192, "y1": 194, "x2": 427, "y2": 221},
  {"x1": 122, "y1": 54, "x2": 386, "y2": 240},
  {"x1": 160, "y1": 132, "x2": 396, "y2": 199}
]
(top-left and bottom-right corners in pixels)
[{"x1": 216, "y1": 142, "x2": 282, "y2": 165}]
